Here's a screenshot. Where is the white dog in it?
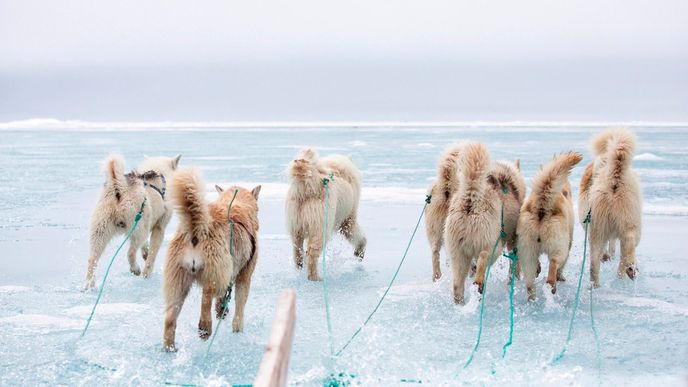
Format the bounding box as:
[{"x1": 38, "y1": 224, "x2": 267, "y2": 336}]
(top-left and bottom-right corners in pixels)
[
  {"x1": 425, "y1": 144, "x2": 462, "y2": 281},
  {"x1": 585, "y1": 128, "x2": 642, "y2": 287},
  {"x1": 285, "y1": 148, "x2": 367, "y2": 281},
  {"x1": 444, "y1": 143, "x2": 522, "y2": 304},
  {"x1": 85, "y1": 154, "x2": 180, "y2": 289}
]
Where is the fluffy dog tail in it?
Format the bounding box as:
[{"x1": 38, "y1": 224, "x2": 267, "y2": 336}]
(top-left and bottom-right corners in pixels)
[
  {"x1": 457, "y1": 142, "x2": 490, "y2": 212},
  {"x1": 103, "y1": 154, "x2": 129, "y2": 199},
  {"x1": 592, "y1": 127, "x2": 637, "y2": 186},
  {"x1": 579, "y1": 162, "x2": 594, "y2": 198},
  {"x1": 171, "y1": 168, "x2": 210, "y2": 238},
  {"x1": 435, "y1": 144, "x2": 462, "y2": 198},
  {"x1": 531, "y1": 152, "x2": 583, "y2": 218}
]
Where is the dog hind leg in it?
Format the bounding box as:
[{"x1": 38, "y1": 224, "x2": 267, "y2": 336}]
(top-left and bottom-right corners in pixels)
[
  {"x1": 619, "y1": 231, "x2": 638, "y2": 280},
  {"x1": 450, "y1": 252, "x2": 471, "y2": 304},
  {"x1": 142, "y1": 223, "x2": 166, "y2": 278},
  {"x1": 198, "y1": 284, "x2": 215, "y2": 339},
  {"x1": 341, "y1": 216, "x2": 367, "y2": 261},
  {"x1": 291, "y1": 229, "x2": 305, "y2": 269},
  {"x1": 85, "y1": 221, "x2": 115, "y2": 289},
  {"x1": 163, "y1": 266, "x2": 193, "y2": 351},
  {"x1": 232, "y1": 254, "x2": 257, "y2": 332},
  {"x1": 306, "y1": 234, "x2": 323, "y2": 281}
]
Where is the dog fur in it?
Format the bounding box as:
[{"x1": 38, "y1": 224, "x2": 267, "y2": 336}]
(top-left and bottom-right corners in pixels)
[
  {"x1": 579, "y1": 162, "x2": 617, "y2": 261},
  {"x1": 424, "y1": 144, "x2": 462, "y2": 281},
  {"x1": 85, "y1": 154, "x2": 180, "y2": 289},
  {"x1": 285, "y1": 147, "x2": 367, "y2": 281},
  {"x1": 584, "y1": 128, "x2": 642, "y2": 287},
  {"x1": 444, "y1": 143, "x2": 522, "y2": 304},
  {"x1": 517, "y1": 152, "x2": 582, "y2": 300},
  {"x1": 489, "y1": 159, "x2": 526, "y2": 281},
  {"x1": 162, "y1": 168, "x2": 261, "y2": 351}
]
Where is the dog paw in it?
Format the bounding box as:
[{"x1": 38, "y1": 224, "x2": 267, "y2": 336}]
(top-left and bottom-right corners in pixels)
[
  {"x1": 556, "y1": 273, "x2": 566, "y2": 282},
  {"x1": 216, "y1": 304, "x2": 229, "y2": 320},
  {"x1": 602, "y1": 253, "x2": 611, "y2": 262},
  {"x1": 232, "y1": 318, "x2": 243, "y2": 333},
  {"x1": 130, "y1": 265, "x2": 141, "y2": 276},
  {"x1": 433, "y1": 270, "x2": 442, "y2": 282},
  {"x1": 626, "y1": 264, "x2": 638, "y2": 280},
  {"x1": 546, "y1": 282, "x2": 557, "y2": 294},
  {"x1": 307, "y1": 273, "x2": 322, "y2": 281},
  {"x1": 163, "y1": 344, "x2": 178, "y2": 353},
  {"x1": 472, "y1": 281, "x2": 484, "y2": 294},
  {"x1": 82, "y1": 280, "x2": 96, "y2": 291},
  {"x1": 354, "y1": 248, "x2": 365, "y2": 261},
  {"x1": 198, "y1": 320, "x2": 212, "y2": 340}
]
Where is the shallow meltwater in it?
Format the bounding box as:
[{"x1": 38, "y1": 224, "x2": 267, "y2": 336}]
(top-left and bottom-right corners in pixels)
[{"x1": 0, "y1": 125, "x2": 687, "y2": 385}]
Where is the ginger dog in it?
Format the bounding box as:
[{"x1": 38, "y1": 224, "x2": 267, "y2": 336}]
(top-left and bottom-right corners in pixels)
[
  {"x1": 517, "y1": 152, "x2": 582, "y2": 300},
  {"x1": 163, "y1": 169, "x2": 261, "y2": 351},
  {"x1": 425, "y1": 144, "x2": 462, "y2": 281},
  {"x1": 285, "y1": 147, "x2": 367, "y2": 281},
  {"x1": 444, "y1": 143, "x2": 516, "y2": 304},
  {"x1": 585, "y1": 128, "x2": 642, "y2": 287},
  {"x1": 85, "y1": 154, "x2": 180, "y2": 289},
  {"x1": 579, "y1": 162, "x2": 617, "y2": 261}
]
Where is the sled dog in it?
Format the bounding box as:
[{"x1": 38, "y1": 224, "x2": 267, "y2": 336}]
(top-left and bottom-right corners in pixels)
[
  {"x1": 85, "y1": 154, "x2": 180, "y2": 289},
  {"x1": 285, "y1": 148, "x2": 366, "y2": 281},
  {"x1": 163, "y1": 168, "x2": 261, "y2": 351},
  {"x1": 517, "y1": 152, "x2": 582, "y2": 300}
]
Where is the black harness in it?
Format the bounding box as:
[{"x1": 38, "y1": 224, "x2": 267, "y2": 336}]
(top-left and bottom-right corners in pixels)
[{"x1": 143, "y1": 173, "x2": 166, "y2": 199}]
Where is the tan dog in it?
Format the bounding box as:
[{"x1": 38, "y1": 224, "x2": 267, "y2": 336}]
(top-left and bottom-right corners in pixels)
[
  {"x1": 85, "y1": 154, "x2": 180, "y2": 289},
  {"x1": 517, "y1": 152, "x2": 582, "y2": 300},
  {"x1": 585, "y1": 128, "x2": 642, "y2": 287},
  {"x1": 162, "y1": 169, "x2": 261, "y2": 351},
  {"x1": 424, "y1": 144, "x2": 462, "y2": 281},
  {"x1": 444, "y1": 143, "x2": 519, "y2": 304},
  {"x1": 489, "y1": 159, "x2": 526, "y2": 280},
  {"x1": 579, "y1": 162, "x2": 617, "y2": 261},
  {"x1": 285, "y1": 147, "x2": 366, "y2": 281}
]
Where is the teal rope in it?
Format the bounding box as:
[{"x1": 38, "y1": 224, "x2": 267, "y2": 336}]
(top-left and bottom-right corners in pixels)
[
  {"x1": 205, "y1": 188, "x2": 239, "y2": 359},
  {"x1": 321, "y1": 174, "x2": 336, "y2": 360},
  {"x1": 335, "y1": 194, "x2": 432, "y2": 357},
  {"x1": 463, "y1": 201, "x2": 506, "y2": 369},
  {"x1": 81, "y1": 198, "x2": 146, "y2": 337},
  {"x1": 590, "y1": 271, "x2": 602, "y2": 383},
  {"x1": 501, "y1": 247, "x2": 518, "y2": 358},
  {"x1": 552, "y1": 209, "x2": 591, "y2": 363}
]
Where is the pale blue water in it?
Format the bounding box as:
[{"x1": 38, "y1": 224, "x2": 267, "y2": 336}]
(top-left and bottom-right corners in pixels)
[{"x1": 0, "y1": 125, "x2": 686, "y2": 386}]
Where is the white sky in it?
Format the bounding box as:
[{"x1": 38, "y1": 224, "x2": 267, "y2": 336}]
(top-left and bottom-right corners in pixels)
[
  {"x1": 2, "y1": 0, "x2": 687, "y2": 68},
  {"x1": 0, "y1": 0, "x2": 686, "y2": 121}
]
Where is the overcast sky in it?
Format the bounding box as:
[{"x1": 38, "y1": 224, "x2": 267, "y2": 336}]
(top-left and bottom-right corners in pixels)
[{"x1": 1, "y1": 0, "x2": 687, "y2": 121}]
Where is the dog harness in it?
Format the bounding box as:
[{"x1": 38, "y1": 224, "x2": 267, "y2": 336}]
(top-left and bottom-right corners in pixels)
[{"x1": 143, "y1": 173, "x2": 166, "y2": 199}]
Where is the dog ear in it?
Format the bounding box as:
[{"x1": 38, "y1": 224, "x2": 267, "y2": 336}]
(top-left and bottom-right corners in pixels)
[
  {"x1": 299, "y1": 147, "x2": 317, "y2": 161},
  {"x1": 171, "y1": 154, "x2": 181, "y2": 169},
  {"x1": 215, "y1": 184, "x2": 224, "y2": 194},
  {"x1": 251, "y1": 185, "x2": 262, "y2": 200},
  {"x1": 514, "y1": 159, "x2": 521, "y2": 171}
]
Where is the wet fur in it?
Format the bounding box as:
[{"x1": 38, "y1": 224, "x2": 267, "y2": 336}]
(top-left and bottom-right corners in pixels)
[
  {"x1": 163, "y1": 168, "x2": 261, "y2": 351},
  {"x1": 579, "y1": 163, "x2": 617, "y2": 261},
  {"x1": 285, "y1": 148, "x2": 367, "y2": 281},
  {"x1": 444, "y1": 143, "x2": 523, "y2": 304},
  {"x1": 424, "y1": 144, "x2": 462, "y2": 281},
  {"x1": 85, "y1": 154, "x2": 180, "y2": 289},
  {"x1": 584, "y1": 128, "x2": 642, "y2": 287},
  {"x1": 517, "y1": 152, "x2": 582, "y2": 300}
]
